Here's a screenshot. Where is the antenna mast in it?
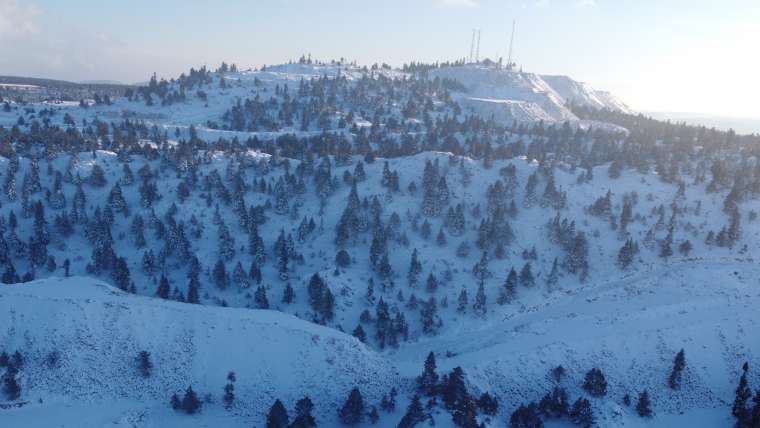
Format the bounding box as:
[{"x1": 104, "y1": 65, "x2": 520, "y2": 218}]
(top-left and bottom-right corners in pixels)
[
  {"x1": 469, "y1": 29, "x2": 476, "y2": 63},
  {"x1": 476, "y1": 29, "x2": 481, "y2": 63},
  {"x1": 507, "y1": 20, "x2": 515, "y2": 70}
]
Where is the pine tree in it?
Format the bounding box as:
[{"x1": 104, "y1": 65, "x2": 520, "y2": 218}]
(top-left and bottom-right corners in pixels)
[
  {"x1": 748, "y1": 389, "x2": 760, "y2": 428},
  {"x1": 477, "y1": 392, "x2": 498, "y2": 415},
  {"x1": 267, "y1": 399, "x2": 289, "y2": 428},
  {"x1": 171, "y1": 393, "x2": 181, "y2": 410},
  {"x1": 582, "y1": 368, "x2": 607, "y2": 397},
  {"x1": 157, "y1": 275, "x2": 171, "y2": 299},
  {"x1": 416, "y1": 352, "x2": 439, "y2": 396},
  {"x1": 223, "y1": 371, "x2": 235, "y2": 409},
  {"x1": 425, "y1": 273, "x2": 438, "y2": 293},
  {"x1": 407, "y1": 249, "x2": 422, "y2": 287},
  {"x1": 352, "y1": 324, "x2": 367, "y2": 343},
  {"x1": 472, "y1": 251, "x2": 491, "y2": 285},
  {"x1": 617, "y1": 238, "x2": 638, "y2": 269},
  {"x1": 472, "y1": 282, "x2": 486, "y2": 316},
  {"x1": 397, "y1": 395, "x2": 425, "y2": 428},
  {"x1": 283, "y1": 283, "x2": 295, "y2": 304},
  {"x1": 457, "y1": 289, "x2": 468, "y2": 313},
  {"x1": 569, "y1": 398, "x2": 594, "y2": 428},
  {"x1": 442, "y1": 367, "x2": 468, "y2": 410},
  {"x1": 668, "y1": 349, "x2": 686, "y2": 390},
  {"x1": 137, "y1": 351, "x2": 152, "y2": 378},
  {"x1": 510, "y1": 402, "x2": 543, "y2": 428},
  {"x1": 112, "y1": 257, "x2": 131, "y2": 291},
  {"x1": 420, "y1": 297, "x2": 438, "y2": 334},
  {"x1": 213, "y1": 259, "x2": 228, "y2": 289},
  {"x1": 519, "y1": 262, "x2": 535, "y2": 287},
  {"x1": 499, "y1": 267, "x2": 518, "y2": 304},
  {"x1": 181, "y1": 385, "x2": 201, "y2": 414},
  {"x1": 3, "y1": 367, "x2": 20, "y2": 400},
  {"x1": 636, "y1": 390, "x2": 652, "y2": 417},
  {"x1": 291, "y1": 396, "x2": 317, "y2": 428},
  {"x1": 734, "y1": 362, "x2": 752, "y2": 425},
  {"x1": 451, "y1": 394, "x2": 478, "y2": 428},
  {"x1": 255, "y1": 286, "x2": 270, "y2": 309},
  {"x1": 339, "y1": 387, "x2": 364, "y2": 425}
]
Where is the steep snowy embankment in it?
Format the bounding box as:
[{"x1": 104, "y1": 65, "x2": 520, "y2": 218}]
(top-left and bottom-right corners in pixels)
[
  {"x1": 0, "y1": 277, "x2": 397, "y2": 426},
  {"x1": 431, "y1": 65, "x2": 630, "y2": 126}
]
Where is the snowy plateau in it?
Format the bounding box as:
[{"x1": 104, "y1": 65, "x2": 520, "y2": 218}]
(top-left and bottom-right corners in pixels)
[{"x1": 0, "y1": 60, "x2": 759, "y2": 428}]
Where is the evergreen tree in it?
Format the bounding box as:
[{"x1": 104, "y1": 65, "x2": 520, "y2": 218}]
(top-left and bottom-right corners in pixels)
[
  {"x1": 582, "y1": 368, "x2": 607, "y2": 397},
  {"x1": 668, "y1": 349, "x2": 686, "y2": 390},
  {"x1": 397, "y1": 395, "x2": 425, "y2": 428},
  {"x1": 734, "y1": 362, "x2": 752, "y2": 425},
  {"x1": 451, "y1": 394, "x2": 479, "y2": 428},
  {"x1": 137, "y1": 351, "x2": 152, "y2": 378},
  {"x1": 472, "y1": 282, "x2": 486, "y2": 316},
  {"x1": 416, "y1": 352, "x2": 439, "y2": 396},
  {"x1": 477, "y1": 392, "x2": 498, "y2": 415},
  {"x1": 339, "y1": 387, "x2": 364, "y2": 425},
  {"x1": 283, "y1": 283, "x2": 295, "y2": 304},
  {"x1": 457, "y1": 289, "x2": 468, "y2": 313},
  {"x1": 2, "y1": 367, "x2": 20, "y2": 400},
  {"x1": 569, "y1": 398, "x2": 594, "y2": 428},
  {"x1": 171, "y1": 393, "x2": 181, "y2": 410},
  {"x1": 267, "y1": 399, "x2": 290, "y2": 428},
  {"x1": 510, "y1": 402, "x2": 543, "y2": 428},
  {"x1": 223, "y1": 371, "x2": 236, "y2": 409},
  {"x1": 749, "y1": 389, "x2": 760, "y2": 428},
  {"x1": 499, "y1": 267, "x2": 518, "y2": 304},
  {"x1": 157, "y1": 275, "x2": 171, "y2": 299},
  {"x1": 472, "y1": 251, "x2": 491, "y2": 285},
  {"x1": 352, "y1": 324, "x2": 367, "y2": 343},
  {"x1": 112, "y1": 257, "x2": 131, "y2": 291},
  {"x1": 425, "y1": 273, "x2": 438, "y2": 293},
  {"x1": 420, "y1": 297, "x2": 438, "y2": 334},
  {"x1": 407, "y1": 249, "x2": 422, "y2": 288},
  {"x1": 636, "y1": 390, "x2": 652, "y2": 417},
  {"x1": 213, "y1": 259, "x2": 228, "y2": 289},
  {"x1": 519, "y1": 262, "x2": 535, "y2": 287},
  {"x1": 255, "y1": 285, "x2": 270, "y2": 309},
  {"x1": 291, "y1": 396, "x2": 317, "y2": 428},
  {"x1": 181, "y1": 385, "x2": 202, "y2": 414},
  {"x1": 441, "y1": 367, "x2": 468, "y2": 410}
]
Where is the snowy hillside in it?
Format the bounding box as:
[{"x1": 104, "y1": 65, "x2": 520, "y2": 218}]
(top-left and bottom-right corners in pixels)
[
  {"x1": 1, "y1": 59, "x2": 760, "y2": 427},
  {"x1": 0, "y1": 276, "x2": 396, "y2": 427},
  {"x1": 430, "y1": 65, "x2": 629, "y2": 125}
]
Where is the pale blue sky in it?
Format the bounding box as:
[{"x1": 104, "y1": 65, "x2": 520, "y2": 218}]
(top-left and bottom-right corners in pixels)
[{"x1": 1, "y1": 0, "x2": 758, "y2": 116}]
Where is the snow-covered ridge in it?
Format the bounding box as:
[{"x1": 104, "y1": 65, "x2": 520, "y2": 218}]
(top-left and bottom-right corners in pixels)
[
  {"x1": 0, "y1": 277, "x2": 397, "y2": 423},
  {"x1": 431, "y1": 65, "x2": 630, "y2": 124}
]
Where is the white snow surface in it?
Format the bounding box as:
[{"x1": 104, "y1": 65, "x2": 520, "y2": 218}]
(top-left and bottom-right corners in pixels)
[
  {"x1": 0, "y1": 276, "x2": 396, "y2": 426},
  {"x1": 431, "y1": 65, "x2": 630, "y2": 125}
]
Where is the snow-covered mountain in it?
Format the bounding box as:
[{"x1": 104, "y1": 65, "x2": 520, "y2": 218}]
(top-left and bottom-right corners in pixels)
[{"x1": 1, "y1": 59, "x2": 759, "y2": 427}]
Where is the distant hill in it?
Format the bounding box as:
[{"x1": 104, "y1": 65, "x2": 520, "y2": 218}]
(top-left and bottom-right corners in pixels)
[
  {"x1": 646, "y1": 111, "x2": 760, "y2": 135},
  {"x1": 0, "y1": 75, "x2": 133, "y2": 102}
]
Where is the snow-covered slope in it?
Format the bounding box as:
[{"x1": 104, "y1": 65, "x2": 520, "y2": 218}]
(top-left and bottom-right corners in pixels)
[
  {"x1": 2, "y1": 260, "x2": 758, "y2": 427},
  {"x1": 431, "y1": 65, "x2": 630, "y2": 124},
  {"x1": 540, "y1": 74, "x2": 632, "y2": 114},
  {"x1": 0, "y1": 277, "x2": 396, "y2": 426},
  {"x1": 394, "y1": 259, "x2": 760, "y2": 427}
]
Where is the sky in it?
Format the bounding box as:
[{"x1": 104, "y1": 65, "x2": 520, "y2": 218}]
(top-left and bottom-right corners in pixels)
[{"x1": 0, "y1": 0, "x2": 758, "y2": 117}]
